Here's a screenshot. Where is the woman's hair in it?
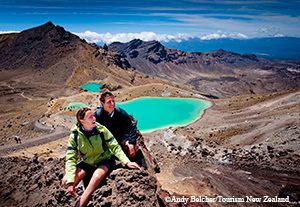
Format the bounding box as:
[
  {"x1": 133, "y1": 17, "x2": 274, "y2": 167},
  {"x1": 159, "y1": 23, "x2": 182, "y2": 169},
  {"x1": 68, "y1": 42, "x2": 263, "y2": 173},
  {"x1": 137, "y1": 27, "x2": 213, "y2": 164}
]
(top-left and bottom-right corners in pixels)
[
  {"x1": 100, "y1": 91, "x2": 114, "y2": 103},
  {"x1": 76, "y1": 107, "x2": 91, "y2": 126}
]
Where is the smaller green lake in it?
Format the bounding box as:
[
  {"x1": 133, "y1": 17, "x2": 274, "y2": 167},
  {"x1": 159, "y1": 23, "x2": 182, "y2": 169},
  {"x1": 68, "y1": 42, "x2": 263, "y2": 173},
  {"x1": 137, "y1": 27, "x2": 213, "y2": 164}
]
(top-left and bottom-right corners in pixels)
[
  {"x1": 64, "y1": 102, "x2": 87, "y2": 110},
  {"x1": 80, "y1": 82, "x2": 102, "y2": 92},
  {"x1": 117, "y1": 97, "x2": 211, "y2": 132}
]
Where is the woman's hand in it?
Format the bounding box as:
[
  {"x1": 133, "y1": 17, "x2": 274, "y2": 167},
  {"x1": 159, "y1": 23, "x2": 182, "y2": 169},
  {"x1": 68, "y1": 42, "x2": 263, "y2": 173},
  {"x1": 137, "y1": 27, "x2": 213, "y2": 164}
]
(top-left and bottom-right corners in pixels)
[
  {"x1": 67, "y1": 185, "x2": 78, "y2": 198},
  {"x1": 126, "y1": 161, "x2": 142, "y2": 170},
  {"x1": 61, "y1": 178, "x2": 67, "y2": 189}
]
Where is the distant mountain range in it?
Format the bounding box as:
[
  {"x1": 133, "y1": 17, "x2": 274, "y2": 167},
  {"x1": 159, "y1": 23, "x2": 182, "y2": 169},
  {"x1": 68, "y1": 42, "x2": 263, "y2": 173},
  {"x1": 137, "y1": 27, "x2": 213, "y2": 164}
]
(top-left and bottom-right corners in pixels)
[
  {"x1": 108, "y1": 39, "x2": 300, "y2": 98},
  {"x1": 162, "y1": 37, "x2": 300, "y2": 60},
  {"x1": 108, "y1": 39, "x2": 263, "y2": 79},
  {"x1": 1, "y1": 22, "x2": 299, "y2": 98}
]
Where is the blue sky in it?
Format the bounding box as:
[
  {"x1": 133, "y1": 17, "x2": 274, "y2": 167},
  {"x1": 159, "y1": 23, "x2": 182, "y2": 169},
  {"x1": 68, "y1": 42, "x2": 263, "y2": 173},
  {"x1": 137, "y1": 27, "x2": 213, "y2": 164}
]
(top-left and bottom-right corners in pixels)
[{"x1": 0, "y1": 0, "x2": 300, "y2": 43}]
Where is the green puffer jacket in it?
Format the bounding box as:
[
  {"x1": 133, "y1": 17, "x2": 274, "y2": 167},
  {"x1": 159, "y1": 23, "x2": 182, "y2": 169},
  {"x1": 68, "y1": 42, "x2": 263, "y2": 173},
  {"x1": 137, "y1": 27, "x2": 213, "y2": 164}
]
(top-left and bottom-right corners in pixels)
[{"x1": 64, "y1": 123, "x2": 130, "y2": 184}]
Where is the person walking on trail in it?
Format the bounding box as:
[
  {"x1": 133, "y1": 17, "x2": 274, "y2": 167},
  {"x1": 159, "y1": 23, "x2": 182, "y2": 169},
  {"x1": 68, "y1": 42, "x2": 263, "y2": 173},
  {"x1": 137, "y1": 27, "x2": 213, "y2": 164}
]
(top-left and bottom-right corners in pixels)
[
  {"x1": 94, "y1": 92, "x2": 142, "y2": 163},
  {"x1": 14, "y1": 135, "x2": 21, "y2": 144},
  {"x1": 14, "y1": 135, "x2": 19, "y2": 144},
  {"x1": 62, "y1": 107, "x2": 141, "y2": 207}
]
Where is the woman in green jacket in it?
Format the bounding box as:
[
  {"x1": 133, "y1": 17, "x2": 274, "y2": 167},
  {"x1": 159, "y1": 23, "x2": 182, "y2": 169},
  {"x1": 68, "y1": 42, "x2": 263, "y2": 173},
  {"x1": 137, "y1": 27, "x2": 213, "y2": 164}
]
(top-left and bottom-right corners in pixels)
[{"x1": 62, "y1": 107, "x2": 141, "y2": 207}]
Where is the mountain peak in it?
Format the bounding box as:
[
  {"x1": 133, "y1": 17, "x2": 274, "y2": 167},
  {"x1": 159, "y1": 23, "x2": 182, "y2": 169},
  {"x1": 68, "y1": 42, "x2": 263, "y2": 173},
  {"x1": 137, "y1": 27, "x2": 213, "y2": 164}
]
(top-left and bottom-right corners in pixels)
[
  {"x1": 109, "y1": 39, "x2": 164, "y2": 53},
  {"x1": 42, "y1": 21, "x2": 55, "y2": 27},
  {"x1": 126, "y1": 39, "x2": 144, "y2": 50},
  {"x1": 0, "y1": 22, "x2": 83, "y2": 70},
  {"x1": 129, "y1": 38, "x2": 143, "y2": 44},
  {"x1": 125, "y1": 39, "x2": 164, "y2": 51},
  {"x1": 21, "y1": 21, "x2": 55, "y2": 34},
  {"x1": 18, "y1": 22, "x2": 77, "y2": 43}
]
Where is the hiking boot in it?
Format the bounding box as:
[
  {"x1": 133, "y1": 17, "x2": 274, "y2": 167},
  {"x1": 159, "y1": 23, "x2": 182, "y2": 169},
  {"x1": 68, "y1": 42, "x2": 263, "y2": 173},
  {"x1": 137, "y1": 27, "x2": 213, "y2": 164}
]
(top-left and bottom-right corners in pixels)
[{"x1": 75, "y1": 198, "x2": 81, "y2": 207}]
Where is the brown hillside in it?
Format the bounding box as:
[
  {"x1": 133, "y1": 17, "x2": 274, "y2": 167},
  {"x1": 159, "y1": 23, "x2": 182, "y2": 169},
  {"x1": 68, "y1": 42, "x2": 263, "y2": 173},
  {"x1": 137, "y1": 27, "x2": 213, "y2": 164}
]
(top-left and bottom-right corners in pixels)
[{"x1": 0, "y1": 22, "x2": 162, "y2": 146}]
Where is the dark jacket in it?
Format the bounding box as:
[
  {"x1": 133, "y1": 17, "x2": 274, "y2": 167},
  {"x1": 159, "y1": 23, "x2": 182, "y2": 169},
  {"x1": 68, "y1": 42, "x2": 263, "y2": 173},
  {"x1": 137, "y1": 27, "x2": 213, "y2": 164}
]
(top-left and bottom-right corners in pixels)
[{"x1": 95, "y1": 106, "x2": 138, "y2": 145}]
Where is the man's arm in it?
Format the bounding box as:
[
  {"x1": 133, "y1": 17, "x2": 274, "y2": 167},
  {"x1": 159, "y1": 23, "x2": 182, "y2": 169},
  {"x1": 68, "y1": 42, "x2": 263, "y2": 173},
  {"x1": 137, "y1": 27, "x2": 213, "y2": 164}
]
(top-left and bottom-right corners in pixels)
[
  {"x1": 94, "y1": 106, "x2": 103, "y2": 123},
  {"x1": 118, "y1": 107, "x2": 138, "y2": 145}
]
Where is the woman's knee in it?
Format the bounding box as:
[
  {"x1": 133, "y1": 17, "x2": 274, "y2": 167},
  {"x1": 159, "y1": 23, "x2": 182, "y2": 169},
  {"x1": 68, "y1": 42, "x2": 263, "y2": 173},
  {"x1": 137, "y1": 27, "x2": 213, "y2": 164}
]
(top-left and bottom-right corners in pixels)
[
  {"x1": 93, "y1": 165, "x2": 108, "y2": 180},
  {"x1": 75, "y1": 168, "x2": 86, "y2": 179}
]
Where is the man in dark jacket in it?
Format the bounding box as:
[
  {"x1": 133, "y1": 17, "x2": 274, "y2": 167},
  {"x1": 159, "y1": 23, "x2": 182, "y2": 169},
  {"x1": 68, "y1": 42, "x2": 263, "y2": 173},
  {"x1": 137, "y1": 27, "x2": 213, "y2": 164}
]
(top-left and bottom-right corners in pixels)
[{"x1": 95, "y1": 92, "x2": 140, "y2": 158}]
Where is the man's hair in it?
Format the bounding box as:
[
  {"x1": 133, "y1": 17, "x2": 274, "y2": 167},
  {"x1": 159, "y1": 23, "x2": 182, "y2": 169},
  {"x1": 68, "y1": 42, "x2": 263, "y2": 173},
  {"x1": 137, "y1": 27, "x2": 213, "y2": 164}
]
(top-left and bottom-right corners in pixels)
[{"x1": 100, "y1": 91, "x2": 114, "y2": 103}]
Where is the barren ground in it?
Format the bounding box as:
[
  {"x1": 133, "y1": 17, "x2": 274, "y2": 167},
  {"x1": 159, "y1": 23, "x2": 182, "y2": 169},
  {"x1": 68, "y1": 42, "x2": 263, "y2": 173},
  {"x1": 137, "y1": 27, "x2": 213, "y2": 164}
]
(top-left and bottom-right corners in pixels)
[{"x1": 0, "y1": 82, "x2": 299, "y2": 206}]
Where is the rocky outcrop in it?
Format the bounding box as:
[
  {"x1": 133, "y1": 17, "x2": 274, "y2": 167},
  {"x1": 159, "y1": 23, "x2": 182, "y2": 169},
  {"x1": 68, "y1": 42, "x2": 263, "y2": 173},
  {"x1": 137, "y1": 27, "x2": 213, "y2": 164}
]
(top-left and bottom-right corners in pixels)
[
  {"x1": 0, "y1": 155, "x2": 162, "y2": 207},
  {"x1": 90, "y1": 168, "x2": 159, "y2": 206},
  {"x1": 0, "y1": 132, "x2": 168, "y2": 207},
  {"x1": 92, "y1": 45, "x2": 131, "y2": 69}
]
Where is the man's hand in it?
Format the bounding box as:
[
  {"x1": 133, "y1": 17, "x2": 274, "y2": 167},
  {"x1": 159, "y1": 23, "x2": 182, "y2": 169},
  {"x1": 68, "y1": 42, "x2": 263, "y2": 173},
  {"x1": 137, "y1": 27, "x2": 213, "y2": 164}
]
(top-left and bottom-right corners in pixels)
[
  {"x1": 126, "y1": 161, "x2": 142, "y2": 170},
  {"x1": 125, "y1": 141, "x2": 139, "y2": 157}
]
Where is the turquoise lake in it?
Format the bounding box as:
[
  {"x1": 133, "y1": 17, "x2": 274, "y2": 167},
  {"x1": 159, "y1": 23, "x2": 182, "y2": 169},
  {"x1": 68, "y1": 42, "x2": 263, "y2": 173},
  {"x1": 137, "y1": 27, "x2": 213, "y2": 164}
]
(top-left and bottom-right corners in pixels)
[
  {"x1": 117, "y1": 97, "x2": 211, "y2": 132},
  {"x1": 64, "y1": 102, "x2": 87, "y2": 110},
  {"x1": 80, "y1": 82, "x2": 102, "y2": 92}
]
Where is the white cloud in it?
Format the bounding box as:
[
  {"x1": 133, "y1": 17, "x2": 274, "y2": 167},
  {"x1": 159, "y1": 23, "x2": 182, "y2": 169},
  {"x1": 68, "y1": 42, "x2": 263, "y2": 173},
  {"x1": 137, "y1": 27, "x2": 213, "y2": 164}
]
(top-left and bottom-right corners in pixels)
[
  {"x1": 274, "y1": 33, "x2": 285, "y2": 37},
  {"x1": 200, "y1": 33, "x2": 227, "y2": 40},
  {"x1": 73, "y1": 31, "x2": 191, "y2": 44},
  {"x1": 74, "y1": 30, "x2": 249, "y2": 44},
  {"x1": 200, "y1": 32, "x2": 248, "y2": 40},
  {"x1": 0, "y1": 30, "x2": 19, "y2": 34},
  {"x1": 229, "y1": 33, "x2": 248, "y2": 39}
]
